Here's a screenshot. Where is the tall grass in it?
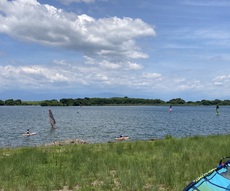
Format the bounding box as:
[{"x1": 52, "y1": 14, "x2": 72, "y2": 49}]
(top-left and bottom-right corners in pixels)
[{"x1": 0, "y1": 134, "x2": 230, "y2": 190}]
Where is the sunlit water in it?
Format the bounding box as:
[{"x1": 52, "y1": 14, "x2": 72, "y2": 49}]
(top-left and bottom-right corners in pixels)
[{"x1": 0, "y1": 105, "x2": 229, "y2": 148}]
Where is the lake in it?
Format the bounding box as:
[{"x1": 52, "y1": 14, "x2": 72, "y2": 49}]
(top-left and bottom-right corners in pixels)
[{"x1": 0, "y1": 105, "x2": 229, "y2": 148}]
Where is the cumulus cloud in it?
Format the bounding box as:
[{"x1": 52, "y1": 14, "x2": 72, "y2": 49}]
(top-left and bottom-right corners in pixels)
[
  {"x1": 0, "y1": 61, "x2": 162, "y2": 93},
  {"x1": 0, "y1": 0, "x2": 159, "y2": 98},
  {"x1": 213, "y1": 75, "x2": 230, "y2": 86},
  {"x1": 0, "y1": 65, "x2": 70, "y2": 87},
  {"x1": 1, "y1": 60, "x2": 226, "y2": 100},
  {"x1": 3, "y1": 0, "x2": 218, "y2": 100},
  {"x1": 0, "y1": 0, "x2": 155, "y2": 64}
]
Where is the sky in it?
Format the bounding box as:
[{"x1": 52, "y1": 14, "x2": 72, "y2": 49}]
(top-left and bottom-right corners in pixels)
[{"x1": 1, "y1": 0, "x2": 230, "y2": 101}]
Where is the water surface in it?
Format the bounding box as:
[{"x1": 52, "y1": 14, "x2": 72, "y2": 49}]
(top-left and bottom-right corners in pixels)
[{"x1": 0, "y1": 105, "x2": 229, "y2": 148}]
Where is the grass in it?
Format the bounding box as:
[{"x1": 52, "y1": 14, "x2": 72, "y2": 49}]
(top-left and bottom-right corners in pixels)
[{"x1": 0, "y1": 134, "x2": 230, "y2": 190}]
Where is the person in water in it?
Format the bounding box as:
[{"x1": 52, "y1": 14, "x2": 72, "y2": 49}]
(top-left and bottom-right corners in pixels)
[
  {"x1": 216, "y1": 104, "x2": 220, "y2": 114},
  {"x1": 169, "y1": 105, "x2": 172, "y2": 112},
  {"x1": 26, "y1": 129, "x2": 30, "y2": 134}
]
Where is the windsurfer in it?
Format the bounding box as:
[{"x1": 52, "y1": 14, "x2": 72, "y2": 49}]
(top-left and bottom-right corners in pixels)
[{"x1": 48, "y1": 109, "x2": 56, "y2": 128}]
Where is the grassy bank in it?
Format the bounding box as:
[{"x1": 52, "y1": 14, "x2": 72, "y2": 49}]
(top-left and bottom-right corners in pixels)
[{"x1": 0, "y1": 135, "x2": 230, "y2": 191}]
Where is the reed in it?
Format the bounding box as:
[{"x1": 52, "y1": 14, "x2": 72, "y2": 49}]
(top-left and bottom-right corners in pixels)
[{"x1": 0, "y1": 134, "x2": 230, "y2": 190}]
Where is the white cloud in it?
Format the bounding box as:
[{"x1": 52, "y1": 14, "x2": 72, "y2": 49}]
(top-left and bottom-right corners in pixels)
[
  {"x1": 0, "y1": 62, "x2": 168, "y2": 93},
  {"x1": 126, "y1": 62, "x2": 143, "y2": 70},
  {"x1": 99, "y1": 60, "x2": 121, "y2": 70},
  {"x1": 0, "y1": 0, "x2": 157, "y2": 95},
  {"x1": 84, "y1": 56, "x2": 143, "y2": 70},
  {"x1": 0, "y1": 0, "x2": 155, "y2": 67},
  {"x1": 213, "y1": 75, "x2": 230, "y2": 86},
  {"x1": 1, "y1": 61, "x2": 230, "y2": 100},
  {"x1": 177, "y1": 80, "x2": 201, "y2": 90},
  {"x1": 0, "y1": 65, "x2": 72, "y2": 88},
  {"x1": 143, "y1": 72, "x2": 162, "y2": 79}
]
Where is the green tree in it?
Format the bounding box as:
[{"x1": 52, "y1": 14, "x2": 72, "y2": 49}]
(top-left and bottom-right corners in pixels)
[
  {"x1": 168, "y1": 98, "x2": 186, "y2": 104},
  {"x1": 0, "y1": 100, "x2": 4, "y2": 105},
  {"x1": 15, "y1": 99, "x2": 22, "y2": 105},
  {"x1": 201, "y1": 99, "x2": 212, "y2": 105},
  {"x1": 5, "y1": 99, "x2": 15, "y2": 105}
]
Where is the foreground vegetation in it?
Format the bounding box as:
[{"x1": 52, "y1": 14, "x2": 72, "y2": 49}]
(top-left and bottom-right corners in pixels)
[
  {"x1": 0, "y1": 134, "x2": 230, "y2": 191},
  {"x1": 0, "y1": 97, "x2": 229, "y2": 106}
]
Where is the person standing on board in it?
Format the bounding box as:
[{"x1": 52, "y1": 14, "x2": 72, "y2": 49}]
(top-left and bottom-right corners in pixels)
[
  {"x1": 169, "y1": 105, "x2": 172, "y2": 113},
  {"x1": 216, "y1": 104, "x2": 220, "y2": 115}
]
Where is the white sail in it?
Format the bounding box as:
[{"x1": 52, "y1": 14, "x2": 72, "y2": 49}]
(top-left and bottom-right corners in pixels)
[{"x1": 48, "y1": 109, "x2": 56, "y2": 128}]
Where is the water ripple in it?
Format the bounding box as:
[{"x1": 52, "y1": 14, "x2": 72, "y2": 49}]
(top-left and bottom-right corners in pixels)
[{"x1": 0, "y1": 105, "x2": 229, "y2": 148}]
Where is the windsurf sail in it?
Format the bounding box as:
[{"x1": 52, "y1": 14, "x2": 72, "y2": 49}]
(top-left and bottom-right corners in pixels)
[
  {"x1": 48, "y1": 109, "x2": 56, "y2": 128},
  {"x1": 183, "y1": 156, "x2": 230, "y2": 191}
]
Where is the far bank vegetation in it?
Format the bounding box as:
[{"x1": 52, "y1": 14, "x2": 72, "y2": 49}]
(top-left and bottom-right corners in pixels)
[{"x1": 0, "y1": 97, "x2": 228, "y2": 106}]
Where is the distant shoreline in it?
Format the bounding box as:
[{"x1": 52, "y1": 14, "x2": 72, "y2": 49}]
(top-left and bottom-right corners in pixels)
[{"x1": 0, "y1": 97, "x2": 228, "y2": 106}]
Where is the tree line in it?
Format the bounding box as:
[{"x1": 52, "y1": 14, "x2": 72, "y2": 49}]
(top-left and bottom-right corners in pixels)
[{"x1": 0, "y1": 97, "x2": 230, "y2": 106}]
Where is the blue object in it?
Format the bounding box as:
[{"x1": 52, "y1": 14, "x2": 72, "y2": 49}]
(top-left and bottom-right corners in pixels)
[{"x1": 183, "y1": 157, "x2": 230, "y2": 191}]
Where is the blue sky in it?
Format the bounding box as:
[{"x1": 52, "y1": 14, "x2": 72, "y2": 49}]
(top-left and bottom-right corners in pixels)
[{"x1": 1, "y1": 0, "x2": 230, "y2": 101}]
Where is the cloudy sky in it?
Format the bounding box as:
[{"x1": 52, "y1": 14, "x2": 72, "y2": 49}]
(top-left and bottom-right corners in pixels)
[{"x1": 0, "y1": 0, "x2": 230, "y2": 101}]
